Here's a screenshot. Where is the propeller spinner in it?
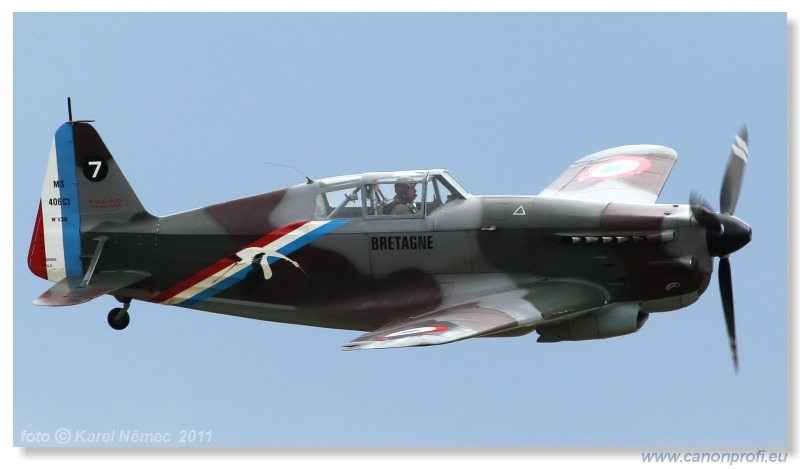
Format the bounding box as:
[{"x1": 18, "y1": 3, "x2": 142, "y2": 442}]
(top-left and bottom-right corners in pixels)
[{"x1": 690, "y1": 128, "x2": 752, "y2": 372}]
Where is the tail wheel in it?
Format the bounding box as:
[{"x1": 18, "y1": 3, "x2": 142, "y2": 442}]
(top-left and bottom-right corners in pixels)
[{"x1": 108, "y1": 307, "x2": 130, "y2": 330}]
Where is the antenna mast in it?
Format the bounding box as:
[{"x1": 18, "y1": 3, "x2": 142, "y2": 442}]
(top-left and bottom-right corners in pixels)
[{"x1": 262, "y1": 162, "x2": 315, "y2": 184}]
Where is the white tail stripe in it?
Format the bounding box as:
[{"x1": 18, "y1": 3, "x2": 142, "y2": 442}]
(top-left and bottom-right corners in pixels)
[{"x1": 41, "y1": 138, "x2": 67, "y2": 282}]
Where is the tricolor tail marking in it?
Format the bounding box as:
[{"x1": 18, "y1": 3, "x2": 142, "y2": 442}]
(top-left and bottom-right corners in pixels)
[
  {"x1": 151, "y1": 220, "x2": 348, "y2": 307},
  {"x1": 29, "y1": 124, "x2": 83, "y2": 282}
]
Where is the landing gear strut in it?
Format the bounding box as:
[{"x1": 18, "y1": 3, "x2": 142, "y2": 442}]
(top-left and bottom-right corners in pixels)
[{"x1": 107, "y1": 299, "x2": 131, "y2": 330}]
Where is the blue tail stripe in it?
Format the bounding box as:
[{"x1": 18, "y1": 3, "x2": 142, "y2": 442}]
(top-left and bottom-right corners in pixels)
[{"x1": 54, "y1": 124, "x2": 83, "y2": 277}]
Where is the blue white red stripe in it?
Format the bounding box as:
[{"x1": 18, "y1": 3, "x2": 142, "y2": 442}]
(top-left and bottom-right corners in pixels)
[
  {"x1": 35, "y1": 123, "x2": 83, "y2": 281},
  {"x1": 151, "y1": 220, "x2": 348, "y2": 307}
]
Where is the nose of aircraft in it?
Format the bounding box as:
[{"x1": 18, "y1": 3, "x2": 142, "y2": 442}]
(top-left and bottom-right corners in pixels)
[{"x1": 706, "y1": 214, "x2": 752, "y2": 258}]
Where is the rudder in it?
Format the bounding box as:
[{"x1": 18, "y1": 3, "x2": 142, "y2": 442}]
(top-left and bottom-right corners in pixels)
[{"x1": 28, "y1": 121, "x2": 151, "y2": 282}]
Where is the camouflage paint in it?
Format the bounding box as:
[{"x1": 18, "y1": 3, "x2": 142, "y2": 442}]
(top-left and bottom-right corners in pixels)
[{"x1": 29, "y1": 120, "x2": 749, "y2": 352}]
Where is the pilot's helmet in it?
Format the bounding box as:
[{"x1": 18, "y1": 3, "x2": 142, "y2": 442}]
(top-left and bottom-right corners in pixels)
[{"x1": 394, "y1": 177, "x2": 416, "y2": 195}]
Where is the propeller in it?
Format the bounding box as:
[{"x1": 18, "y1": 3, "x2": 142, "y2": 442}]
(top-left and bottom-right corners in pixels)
[{"x1": 690, "y1": 128, "x2": 752, "y2": 372}]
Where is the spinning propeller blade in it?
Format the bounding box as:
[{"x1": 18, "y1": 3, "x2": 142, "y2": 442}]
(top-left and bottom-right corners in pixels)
[
  {"x1": 721, "y1": 127, "x2": 748, "y2": 216},
  {"x1": 690, "y1": 128, "x2": 750, "y2": 372},
  {"x1": 718, "y1": 257, "x2": 738, "y2": 372}
]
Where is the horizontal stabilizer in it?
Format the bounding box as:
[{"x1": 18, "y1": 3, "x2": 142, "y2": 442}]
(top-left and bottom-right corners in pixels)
[{"x1": 34, "y1": 271, "x2": 149, "y2": 306}]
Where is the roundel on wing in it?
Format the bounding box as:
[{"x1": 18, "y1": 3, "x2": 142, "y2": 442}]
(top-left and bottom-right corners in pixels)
[
  {"x1": 576, "y1": 156, "x2": 652, "y2": 183},
  {"x1": 377, "y1": 324, "x2": 450, "y2": 340}
]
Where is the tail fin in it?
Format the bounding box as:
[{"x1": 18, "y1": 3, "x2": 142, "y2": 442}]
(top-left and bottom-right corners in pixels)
[{"x1": 28, "y1": 121, "x2": 151, "y2": 282}]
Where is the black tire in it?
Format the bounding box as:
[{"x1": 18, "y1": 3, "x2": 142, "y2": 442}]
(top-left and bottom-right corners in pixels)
[{"x1": 107, "y1": 307, "x2": 130, "y2": 330}]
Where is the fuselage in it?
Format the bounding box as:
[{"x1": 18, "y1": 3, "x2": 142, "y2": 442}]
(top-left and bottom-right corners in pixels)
[{"x1": 86, "y1": 170, "x2": 714, "y2": 332}]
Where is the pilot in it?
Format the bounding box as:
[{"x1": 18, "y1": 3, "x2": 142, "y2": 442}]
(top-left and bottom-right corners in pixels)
[{"x1": 385, "y1": 178, "x2": 418, "y2": 215}]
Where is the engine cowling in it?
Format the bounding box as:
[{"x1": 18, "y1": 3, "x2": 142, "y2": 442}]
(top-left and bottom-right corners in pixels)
[{"x1": 536, "y1": 304, "x2": 648, "y2": 342}]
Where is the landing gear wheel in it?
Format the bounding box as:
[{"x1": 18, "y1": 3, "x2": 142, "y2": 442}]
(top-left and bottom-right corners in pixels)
[{"x1": 108, "y1": 307, "x2": 130, "y2": 330}]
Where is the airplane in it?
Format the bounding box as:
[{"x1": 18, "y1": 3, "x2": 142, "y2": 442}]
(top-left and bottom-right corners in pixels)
[{"x1": 28, "y1": 101, "x2": 751, "y2": 370}]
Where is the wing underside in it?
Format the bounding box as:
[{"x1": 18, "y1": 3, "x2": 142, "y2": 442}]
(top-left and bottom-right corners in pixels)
[{"x1": 342, "y1": 281, "x2": 608, "y2": 350}]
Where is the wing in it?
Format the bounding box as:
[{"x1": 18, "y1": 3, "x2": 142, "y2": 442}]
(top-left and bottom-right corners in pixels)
[
  {"x1": 34, "y1": 271, "x2": 149, "y2": 306},
  {"x1": 539, "y1": 145, "x2": 677, "y2": 204},
  {"x1": 341, "y1": 281, "x2": 608, "y2": 350}
]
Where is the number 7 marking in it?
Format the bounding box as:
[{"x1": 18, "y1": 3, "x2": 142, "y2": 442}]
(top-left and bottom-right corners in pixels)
[{"x1": 88, "y1": 161, "x2": 102, "y2": 179}]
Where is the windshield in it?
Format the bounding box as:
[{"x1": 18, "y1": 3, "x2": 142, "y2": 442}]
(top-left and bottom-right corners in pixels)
[{"x1": 440, "y1": 171, "x2": 470, "y2": 197}]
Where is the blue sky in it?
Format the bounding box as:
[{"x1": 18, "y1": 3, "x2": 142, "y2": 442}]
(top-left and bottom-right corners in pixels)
[{"x1": 7, "y1": 6, "x2": 793, "y2": 461}]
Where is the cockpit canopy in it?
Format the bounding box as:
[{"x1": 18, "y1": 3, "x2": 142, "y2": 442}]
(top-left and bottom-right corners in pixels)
[{"x1": 314, "y1": 170, "x2": 470, "y2": 219}]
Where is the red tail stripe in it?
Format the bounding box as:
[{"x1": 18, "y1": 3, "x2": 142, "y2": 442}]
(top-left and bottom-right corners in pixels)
[{"x1": 28, "y1": 202, "x2": 48, "y2": 280}]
